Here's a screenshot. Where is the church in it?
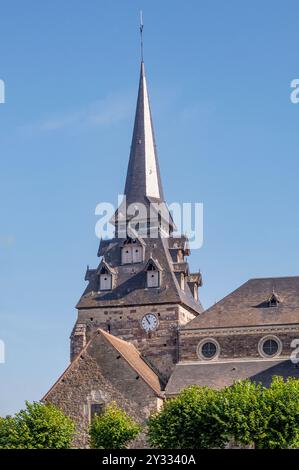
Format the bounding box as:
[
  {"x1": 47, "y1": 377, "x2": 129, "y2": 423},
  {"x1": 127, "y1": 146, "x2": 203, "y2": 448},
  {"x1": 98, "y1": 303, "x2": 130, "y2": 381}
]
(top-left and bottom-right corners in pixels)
[{"x1": 42, "y1": 57, "x2": 299, "y2": 448}]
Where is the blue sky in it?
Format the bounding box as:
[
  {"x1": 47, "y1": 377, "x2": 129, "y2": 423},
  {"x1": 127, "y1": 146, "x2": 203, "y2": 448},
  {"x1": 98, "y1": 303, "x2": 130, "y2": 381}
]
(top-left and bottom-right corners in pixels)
[{"x1": 1, "y1": 0, "x2": 299, "y2": 415}]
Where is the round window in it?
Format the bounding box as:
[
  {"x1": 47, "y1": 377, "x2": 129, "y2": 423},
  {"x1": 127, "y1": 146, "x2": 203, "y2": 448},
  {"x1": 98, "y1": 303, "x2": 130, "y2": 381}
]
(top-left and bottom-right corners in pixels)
[
  {"x1": 262, "y1": 339, "x2": 278, "y2": 356},
  {"x1": 197, "y1": 338, "x2": 219, "y2": 360},
  {"x1": 201, "y1": 342, "x2": 217, "y2": 358},
  {"x1": 258, "y1": 335, "x2": 282, "y2": 358}
]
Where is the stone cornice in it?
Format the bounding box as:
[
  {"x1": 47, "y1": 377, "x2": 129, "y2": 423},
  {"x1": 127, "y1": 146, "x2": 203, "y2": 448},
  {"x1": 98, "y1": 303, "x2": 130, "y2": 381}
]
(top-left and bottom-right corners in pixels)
[{"x1": 180, "y1": 323, "x2": 299, "y2": 337}]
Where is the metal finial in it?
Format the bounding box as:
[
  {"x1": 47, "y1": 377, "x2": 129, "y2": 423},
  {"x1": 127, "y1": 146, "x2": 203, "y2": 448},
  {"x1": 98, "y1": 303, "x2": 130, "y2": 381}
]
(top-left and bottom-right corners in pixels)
[{"x1": 140, "y1": 10, "x2": 144, "y2": 61}]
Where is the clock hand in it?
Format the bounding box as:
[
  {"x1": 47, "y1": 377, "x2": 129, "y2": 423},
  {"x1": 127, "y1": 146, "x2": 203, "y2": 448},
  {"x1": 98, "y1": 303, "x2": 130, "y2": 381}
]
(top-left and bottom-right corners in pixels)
[{"x1": 146, "y1": 316, "x2": 150, "y2": 325}]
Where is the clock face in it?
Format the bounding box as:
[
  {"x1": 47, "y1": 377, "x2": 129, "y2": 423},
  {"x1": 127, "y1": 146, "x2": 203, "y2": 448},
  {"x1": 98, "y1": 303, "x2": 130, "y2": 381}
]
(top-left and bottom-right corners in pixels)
[{"x1": 141, "y1": 313, "x2": 159, "y2": 332}]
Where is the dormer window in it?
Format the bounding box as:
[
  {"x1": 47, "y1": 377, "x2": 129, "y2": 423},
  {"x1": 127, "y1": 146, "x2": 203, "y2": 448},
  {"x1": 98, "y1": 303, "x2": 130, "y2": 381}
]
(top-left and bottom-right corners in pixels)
[
  {"x1": 99, "y1": 267, "x2": 112, "y2": 291},
  {"x1": 147, "y1": 265, "x2": 159, "y2": 288},
  {"x1": 144, "y1": 258, "x2": 162, "y2": 288},
  {"x1": 121, "y1": 246, "x2": 133, "y2": 264},
  {"x1": 267, "y1": 291, "x2": 281, "y2": 308},
  {"x1": 121, "y1": 238, "x2": 143, "y2": 264},
  {"x1": 133, "y1": 245, "x2": 142, "y2": 263},
  {"x1": 269, "y1": 297, "x2": 278, "y2": 307},
  {"x1": 145, "y1": 263, "x2": 159, "y2": 288}
]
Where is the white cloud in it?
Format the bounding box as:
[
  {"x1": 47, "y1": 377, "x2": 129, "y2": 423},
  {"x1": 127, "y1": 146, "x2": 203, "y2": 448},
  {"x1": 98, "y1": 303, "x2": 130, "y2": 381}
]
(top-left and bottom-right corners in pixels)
[{"x1": 19, "y1": 92, "x2": 133, "y2": 136}]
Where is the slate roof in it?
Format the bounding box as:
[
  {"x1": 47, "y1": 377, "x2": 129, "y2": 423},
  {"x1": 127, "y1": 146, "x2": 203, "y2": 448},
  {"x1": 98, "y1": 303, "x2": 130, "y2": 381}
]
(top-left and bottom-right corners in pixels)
[
  {"x1": 124, "y1": 61, "x2": 164, "y2": 207},
  {"x1": 77, "y1": 235, "x2": 203, "y2": 314},
  {"x1": 165, "y1": 359, "x2": 299, "y2": 395},
  {"x1": 77, "y1": 60, "x2": 203, "y2": 316},
  {"x1": 111, "y1": 61, "x2": 174, "y2": 228},
  {"x1": 184, "y1": 276, "x2": 299, "y2": 330},
  {"x1": 43, "y1": 329, "x2": 163, "y2": 400}
]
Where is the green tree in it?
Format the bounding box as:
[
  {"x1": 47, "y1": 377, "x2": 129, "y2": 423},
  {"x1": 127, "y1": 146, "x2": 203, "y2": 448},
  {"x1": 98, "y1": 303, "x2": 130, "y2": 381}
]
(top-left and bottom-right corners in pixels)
[
  {"x1": 89, "y1": 402, "x2": 141, "y2": 449},
  {"x1": 219, "y1": 380, "x2": 269, "y2": 448},
  {"x1": 148, "y1": 386, "x2": 226, "y2": 449},
  {"x1": 259, "y1": 376, "x2": 299, "y2": 449},
  {"x1": 0, "y1": 401, "x2": 75, "y2": 449},
  {"x1": 220, "y1": 377, "x2": 299, "y2": 449},
  {"x1": 0, "y1": 415, "x2": 20, "y2": 449}
]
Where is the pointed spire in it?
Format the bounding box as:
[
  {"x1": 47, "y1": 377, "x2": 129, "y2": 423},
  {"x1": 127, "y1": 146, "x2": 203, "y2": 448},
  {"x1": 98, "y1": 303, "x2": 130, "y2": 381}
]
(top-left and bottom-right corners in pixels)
[{"x1": 124, "y1": 61, "x2": 165, "y2": 206}]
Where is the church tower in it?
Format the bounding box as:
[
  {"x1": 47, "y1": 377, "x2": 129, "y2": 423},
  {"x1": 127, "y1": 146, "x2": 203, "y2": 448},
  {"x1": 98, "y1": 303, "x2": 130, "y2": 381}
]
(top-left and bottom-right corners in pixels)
[{"x1": 70, "y1": 60, "x2": 203, "y2": 383}]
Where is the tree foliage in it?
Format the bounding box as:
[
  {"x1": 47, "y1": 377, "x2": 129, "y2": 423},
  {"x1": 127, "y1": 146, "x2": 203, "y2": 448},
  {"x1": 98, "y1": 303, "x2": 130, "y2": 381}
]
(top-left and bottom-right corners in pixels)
[
  {"x1": 148, "y1": 386, "x2": 226, "y2": 449},
  {"x1": 260, "y1": 376, "x2": 299, "y2": 448},
  {"x1": 89, "y1": 402, "x2": 141, "y2": 449},
  {"x1": 0, "y1": 401, "x2": 75, "y2": 449},
  {"x1": 220, "y1": 380, "x2": 269, "y2": 447},
  {"x1": 222, "y1": 377, "x2": 299, "y2": 448},
  {"x1": 147, "y1": 377, "x2": 299, "y2": 449}
]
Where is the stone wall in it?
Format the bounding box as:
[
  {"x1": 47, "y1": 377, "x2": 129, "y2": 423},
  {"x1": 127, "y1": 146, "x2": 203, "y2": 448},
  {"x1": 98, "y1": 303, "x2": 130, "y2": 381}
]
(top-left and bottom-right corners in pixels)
[
  {"x1": 179, "y1": 326, "x2": 299, "y2": 361},
  {"x1": 71, "y1": 303, "x2": 195, "y2": 382},
  {"x1": 44, "y1": 334, "x2": 162, "y2": 448}
]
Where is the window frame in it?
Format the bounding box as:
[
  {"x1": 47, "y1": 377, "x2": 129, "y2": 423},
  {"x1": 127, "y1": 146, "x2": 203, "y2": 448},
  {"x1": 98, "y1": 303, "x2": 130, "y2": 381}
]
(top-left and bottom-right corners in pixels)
[
  {"x1": 258, "y1": 335, "x2": 282, "y2": 358},
  {"x1": 89, "y1": 403, "x2": 105, "y2": 422},
  {"x1": 197, "y1": 338, "x2": 220, "y2": 361},
  {"x1": 99, "y1": 272, "x2": 112, "y2": 291},
  {"x1": 146, "y1": 267, "x2": 160, "y2": 288},
  {"x1": 121, "y1": 245, "x2": 133, "y2": 264},
  {"x1": 132, "y1": 245, "x2": 143, "y2": 263}
]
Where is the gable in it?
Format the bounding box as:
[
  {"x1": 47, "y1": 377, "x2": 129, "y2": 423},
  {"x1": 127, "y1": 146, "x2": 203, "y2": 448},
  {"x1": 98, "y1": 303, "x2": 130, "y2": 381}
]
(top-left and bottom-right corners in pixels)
[
  {"x1": 91, "y1": 330, "x2": 163, "y2": 397},
  {"x1": 43, "y1": 329, "x2": 163, "y2": 402}
]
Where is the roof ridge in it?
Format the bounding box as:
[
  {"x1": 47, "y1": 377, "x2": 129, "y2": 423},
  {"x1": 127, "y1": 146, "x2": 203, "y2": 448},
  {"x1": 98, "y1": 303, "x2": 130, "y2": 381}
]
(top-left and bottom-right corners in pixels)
[{"x1": 249, "y1": 275, "x2": 299, "y2": 281}]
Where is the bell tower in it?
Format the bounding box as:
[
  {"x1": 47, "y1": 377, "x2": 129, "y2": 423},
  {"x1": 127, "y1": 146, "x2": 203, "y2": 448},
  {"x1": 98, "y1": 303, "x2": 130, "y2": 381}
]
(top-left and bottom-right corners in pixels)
[{"x1": 71, "y1": 59, "x2": 203, "y2": 382}]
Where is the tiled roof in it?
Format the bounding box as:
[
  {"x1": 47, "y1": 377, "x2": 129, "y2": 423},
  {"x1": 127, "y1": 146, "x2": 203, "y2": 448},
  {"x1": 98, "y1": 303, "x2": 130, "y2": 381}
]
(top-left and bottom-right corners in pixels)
[
  {"x1": 165, "y1": 359, "x2": 299, "y2": 395},
  {"x1": 42, "y1": 329, "x2": 163, "y2": 401},
  {"x1": 99, "y1": 329, "x2": 163, "y2": 397},
  {"x1": 184, "y1": 276, "x2": 299, "y2": 329}
]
